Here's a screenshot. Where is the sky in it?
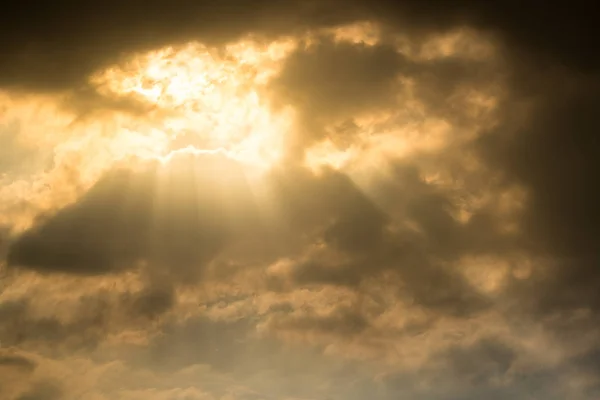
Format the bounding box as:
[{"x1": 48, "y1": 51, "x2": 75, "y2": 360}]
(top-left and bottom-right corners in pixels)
[{"x1": 0, "y1": 1, "x2": 599, "y2": 399}]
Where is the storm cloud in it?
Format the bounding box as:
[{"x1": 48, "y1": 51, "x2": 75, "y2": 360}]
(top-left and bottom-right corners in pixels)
[{"x1": 1, "y1": 1, "x2": 600, "y2": 399}]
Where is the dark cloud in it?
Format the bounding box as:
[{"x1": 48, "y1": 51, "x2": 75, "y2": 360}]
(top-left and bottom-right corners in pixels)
[
  {"x1": 1, "y1": 1, "x2": 600, "y2": 399},
  {"x1": 6, "y1": 152, "x2": 258, "y2": 280},
  {"x1": 5, "y1": 155, "x2": 505, "y2": 339},
  {"x1": 0, "y1": 0, "x2": 362, "y2": 92},
  {"x1": 16, "y1": 381, "x2": 63, "y2": 400},
  {"x1": 0, "y1": 281, "x2": 177, "y2": 351},
  {"x1": 272, "y1": 15, "x2": 600, "y2": 333},
  {"x1": 267, "y1": 164, "x2": 500, "y2": 317},
  {"x1": 60, "y1": 86, "x2": 158, "y2": 118},
  {"x1": 441, "y1": 338, "x2": 516, "y2": 386},
  {"x1": 0, "y1": 0, "x2": 596, "y2": 96},
  {"x1": 0, "y1": 297, "x2": 107, "y2": 351},
  {"x1": 6, "y1": 155, "x2": 499, "y2": 322},
  {"x1": 477, "y1": 68, "x2": 600, "y2": 316},
  {"x1": 275, "y1": 39, "x2": 403, "y2": 114},
  {"x1": 0, "y1": 353, "x2": 37, "y2": 372},
  {"x1": 374, "y1": 1, "x2": 599, "y2": 72},
  {"x1": 483, "y1": 77, "x2": 600, "y2": 258},
  {"x1": 270, "y1": 4, "x2": 600, "y2": 360},
  {"x1": 129, "y1": 283, "x2": 176, "y2": 319},
  {"x1": 269, "y1": 31, "x2": 501, "y2": 155},
  {"x1": 270, "y1": 38, "x2": 405, "y2": 149},
  {"x1": 273, "y1": 166, "x2": 389, "y2": 254}
]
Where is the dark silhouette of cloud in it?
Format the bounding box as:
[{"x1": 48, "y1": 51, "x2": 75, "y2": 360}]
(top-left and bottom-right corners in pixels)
[
  {"x1": 7, "y1": 152, "x2": 258, "y2": 280},
  {"x1": 16, "y1": 381, "x2": 62, "y2": 400},
  {"x1": 0, "y1": 353, "x2": 37, "y2": 372},
  {"x1": 0, "y1": 0, "x2": 597, "y2": 93},
  {"x1": 1, "y1": 0, "x2": 600, "y2": 399},
  {"x1": 477, "y1": 67, "x2": 600, "y2": 317}
]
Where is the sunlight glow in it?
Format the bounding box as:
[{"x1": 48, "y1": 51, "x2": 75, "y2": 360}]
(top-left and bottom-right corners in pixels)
[{"x1": 91, "y1": 39, "x2": 297, "y2": 169}]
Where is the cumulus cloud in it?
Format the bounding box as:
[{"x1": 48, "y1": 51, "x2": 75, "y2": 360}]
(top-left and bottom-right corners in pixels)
[{"x1": 1, "y1": 1, "x2": 599, "y2": 399}]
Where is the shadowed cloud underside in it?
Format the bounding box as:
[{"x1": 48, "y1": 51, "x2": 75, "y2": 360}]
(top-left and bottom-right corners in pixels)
[{"x1": 1, "y1": 1, "x2": 599, "y2": 399}]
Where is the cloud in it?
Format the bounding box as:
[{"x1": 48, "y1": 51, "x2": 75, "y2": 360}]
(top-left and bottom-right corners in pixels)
[
  {"x1": 269, "y1": 38, "x2": 405, "y2": 148},
  {"x1": 0, "y1": 352, "x2": 37, "y2": 372},
  {"x1": 6, "y1": 151, "x2": 258, "y2": 279},
  {"x1": 263, "y1": 162, "x2": 512, "y2": 320},
  {"x1": 1, "y1": 1, "x2": 596, "y2": 94},
  {"x1": 0, "y1": 273, "x2": 178, "y2": 352},
  {"x1": 16, "y1": 381, "x2": 63, "y2": 400},
  {"x1": 440, "y1": 338, "x2": 516, "y2": 386},
  {"x1": 267, "y1": 29, "x2": 501, "y2": 157},
  {"x1": 1, "y1": 1, "x2": 600, "y2": 399},
  {"x1": 476, "y1": 65, "x2": 600, "y2": 318},
  {"x1": 0, "y1": 0, "x2": 360, "y2": 93}
]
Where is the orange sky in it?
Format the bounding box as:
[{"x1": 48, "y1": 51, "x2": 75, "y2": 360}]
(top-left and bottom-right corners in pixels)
[{"x1": 1, "y1": 2, "x2": 600, "y2": 400}]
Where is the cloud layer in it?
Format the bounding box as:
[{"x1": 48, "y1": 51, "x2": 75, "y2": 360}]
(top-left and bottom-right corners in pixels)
[{"x1": 1, "y1": 1, "x2": 599, "y2": 399}]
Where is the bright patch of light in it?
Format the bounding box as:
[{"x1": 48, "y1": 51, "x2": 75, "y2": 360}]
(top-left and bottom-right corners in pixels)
[{"x1": 91, "y1": 39, "x2": 297, "y2": 169}]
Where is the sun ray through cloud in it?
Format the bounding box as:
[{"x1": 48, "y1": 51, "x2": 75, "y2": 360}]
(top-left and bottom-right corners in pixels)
[{"x1": 1, "y1": 4, "x2": 599, "y2": 399}]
